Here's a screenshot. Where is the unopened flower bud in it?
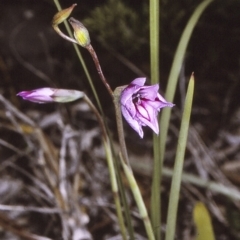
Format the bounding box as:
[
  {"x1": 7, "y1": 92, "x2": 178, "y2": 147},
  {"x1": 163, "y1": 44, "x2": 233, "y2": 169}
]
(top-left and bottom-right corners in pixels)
[
  {"x1": 17, "y1": 88, "x2": 84, "y2": 104},
  {"x1": 52, "y1": 4, "x2": 77, "y2": 26},
  {"x1": 68, "y1": 17, "x2": 90, "y2": 47}
]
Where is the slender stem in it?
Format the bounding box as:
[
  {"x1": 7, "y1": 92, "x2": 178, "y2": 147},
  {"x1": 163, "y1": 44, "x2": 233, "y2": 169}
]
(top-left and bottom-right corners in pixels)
[
  {"x1": 113, "y1": 86, "x2": 130, "y2": 167},
  {"x1": 86, "y1": 45, "x2": 113, "y2": 97},
  {"x1": 151, "y1": 135, "x2": 161, "y2": 237},
  {"x1": 149, "y1": 0, "x2": 161, "y2": 238},
  {"x1": 83, "y1": 94, "x2": 107, "y2": 141},
  {"x1": 120, "y1": 155, "x2": 155, "y2": 240},
  {"x1": 83, "y1": 94, "x2": 128, "y2": 239},
  {"x1": 150, "y1": 0, "x2": 160, "y2": 85},
  {"x1": 114, "y1": 154, "x2": 135, "y2": 240},
  {"x1": 113, "y1": 87, "x2": 136, "y2": 239},
  {"x1": 104, "y1": 139, "x2": 127, "y2": 240}
]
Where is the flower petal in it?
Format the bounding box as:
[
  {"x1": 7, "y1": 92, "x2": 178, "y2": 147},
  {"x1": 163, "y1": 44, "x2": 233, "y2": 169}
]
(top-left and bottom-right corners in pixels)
[
  {"x1": 121, "y1": 105, "x2": 144, "y2": 138},
  {"x1": 136, "y1": 104, "x2": 150, "y2": 120},
  {"x1": 124, "y1": 97, "x2": 137, "y2": 117},
  {"x1": 136, "y1": 102, "x2": 159, "y2": 134},
  {"x1": 138, "y1": 84, "x2": 159, "y2": 100},
  {"x1": 17, "y1": 88, "x2": 54, "y2": 103},
  {"x1": 120, "y1": 84, "x2": 142, "y2": 105},
  {"x1": 131, "y1": 77, "x2": 146, "y2": 86}
]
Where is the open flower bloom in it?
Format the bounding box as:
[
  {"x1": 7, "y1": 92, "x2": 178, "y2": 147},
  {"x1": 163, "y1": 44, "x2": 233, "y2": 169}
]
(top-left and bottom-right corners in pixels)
[
  {"x1": 17, "y1": 88, "x2": 84, "y2": 103},
  {"x1": 120, "y1": 78, "x2": 174, "y2": 138}
]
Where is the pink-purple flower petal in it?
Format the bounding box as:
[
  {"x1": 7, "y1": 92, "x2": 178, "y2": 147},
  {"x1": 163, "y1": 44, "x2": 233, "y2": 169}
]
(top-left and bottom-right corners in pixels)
[
  {"x1": 131, "y1": 77, "x2": 146, "y2": 86},
  {"x1": 120, "y1": 78, "x2": 174, "y2": 138},
  {"x1": 121, "y1": 105, "x2": 144, "y2": 138}
]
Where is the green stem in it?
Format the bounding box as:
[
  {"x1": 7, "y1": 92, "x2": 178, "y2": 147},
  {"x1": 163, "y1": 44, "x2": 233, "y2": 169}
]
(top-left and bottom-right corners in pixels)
[
  {"x1": 113, "y1": 87, "x2": 135, "y2": 239},
  {"x1": 114, "y1": 155, "x2": 135, "y2": 240},
  {"x1": 83, "y1": 95, "x2": 107, "y2": 141},
  {"x1": 149, "y1": 0, "x2": 161, "y2": 238},
  {"x1": 121, "y1": 156, "x2": 155, "y2": 240},
  {"x1": 165, "y1": 75, "x2": 194, "y2": 240},
  {"x1": 83, "y1": 95, "x2": 127, "y2": 239},
  {"x1": 151, "y1": 135, "x2": 161, "y2": 237},
  {"x1": 150, "y1": 0, "x2": 160, "y2": 85},
  {"x1": 113, "y1": 87, "x2": 130, "y2": 167},
  {"x1": 103, "y1": 139, "x2": 127, "y2": 240}
]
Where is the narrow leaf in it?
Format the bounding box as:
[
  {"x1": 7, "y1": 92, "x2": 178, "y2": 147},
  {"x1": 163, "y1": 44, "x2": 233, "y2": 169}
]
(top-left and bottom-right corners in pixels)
[{"x1": 165, "y1": 75, "x2": 194, "y2": 240}]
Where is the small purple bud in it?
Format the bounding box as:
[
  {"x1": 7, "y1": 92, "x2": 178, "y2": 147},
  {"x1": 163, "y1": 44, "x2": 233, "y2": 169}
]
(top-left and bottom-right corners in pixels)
[
  {"x1": 17, "y1": 88, "x2": 84, "y2": 104},
  {"x1": 120, "y1": 78, "x2": 174, "y2": 138}
]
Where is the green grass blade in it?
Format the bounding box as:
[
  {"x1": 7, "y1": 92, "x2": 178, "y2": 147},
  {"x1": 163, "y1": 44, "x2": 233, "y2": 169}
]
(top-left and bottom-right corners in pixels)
[
  {"x1": 159, "y1": 0, "x2": 213, "y2": 165},
  {"x1": 165, "y1": 75, "x2": 194, "y2": 240}
]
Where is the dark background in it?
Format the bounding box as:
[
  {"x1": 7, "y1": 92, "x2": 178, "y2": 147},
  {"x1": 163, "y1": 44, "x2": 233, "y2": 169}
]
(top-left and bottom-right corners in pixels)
[{"x1": 1, "y1": 0, "x2": 240, "y2": 239}]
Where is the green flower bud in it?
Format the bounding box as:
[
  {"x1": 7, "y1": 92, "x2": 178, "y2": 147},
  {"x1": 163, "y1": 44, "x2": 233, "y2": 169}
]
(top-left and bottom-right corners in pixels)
[
  {"x1": 68, "y1": 17, "x2": 91, "y2": 47},
  {"x1": 52, "y1": 4, "x2": 77, "y2": 26}
]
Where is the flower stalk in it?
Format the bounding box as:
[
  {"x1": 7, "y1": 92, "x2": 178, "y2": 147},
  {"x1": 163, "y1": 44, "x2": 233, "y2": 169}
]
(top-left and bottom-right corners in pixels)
[
  {"x1": 52, "y1": 10, "x2": 114, "y2": 97},
  {"x1": 113, "y1": 86, "x2": 130, "y2": 166},
  {"x1": 85, "y1": 44, "x2": 113, "y2": 97},
  {"x1": 103, "y1": 139, "x2": 127, "y2": 240},
  {"x1": 67, "y1": 17, "x2": 113, "y2": 96},
  {"x1": 149, "y1": 0, "x2": 161, "y2": 238},
  {"x1": 78, "y1": 95, "x2": 128, "y2": 239},
  {"x1": 120, "y1": 154, "x2": 155, "y2": 240}
]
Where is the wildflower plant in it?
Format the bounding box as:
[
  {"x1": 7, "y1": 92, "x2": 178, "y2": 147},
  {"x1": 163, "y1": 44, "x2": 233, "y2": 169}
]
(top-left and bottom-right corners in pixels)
[{"x1": 15, "y1": 1, "x2": 215, "y2": 240}]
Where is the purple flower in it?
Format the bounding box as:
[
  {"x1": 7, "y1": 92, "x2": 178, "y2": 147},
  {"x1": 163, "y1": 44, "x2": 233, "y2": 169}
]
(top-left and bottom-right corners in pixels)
[
  {"x1": 120, "y1": 78, "x2": 174, "y2": 138},
  {"x1": 17, "y1": 88, "x2": 84, "y2": 103}
]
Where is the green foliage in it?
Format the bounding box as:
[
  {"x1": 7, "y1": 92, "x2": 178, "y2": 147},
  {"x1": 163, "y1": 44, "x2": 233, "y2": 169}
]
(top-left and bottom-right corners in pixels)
[
  {"x1": 165, "y1": 75, "x2": 194, "y2": 240},
  {"x1": 83, "y1": 0, "x2": 148, "y2": 56}
]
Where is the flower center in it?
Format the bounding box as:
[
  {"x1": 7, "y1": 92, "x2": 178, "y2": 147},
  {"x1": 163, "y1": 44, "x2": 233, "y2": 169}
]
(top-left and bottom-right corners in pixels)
[{"x1": 132, "y1": 93, "x2": 141, "y2": 104}]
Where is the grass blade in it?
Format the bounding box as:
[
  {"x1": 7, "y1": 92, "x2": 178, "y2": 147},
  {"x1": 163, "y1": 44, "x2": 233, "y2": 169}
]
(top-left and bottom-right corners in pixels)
[
  {"x1": 159, "y1": 0, "x2": 213, "y2": 165},
  {"x1": 165, "y1": 75, "x2": 194, "y2": 240}
]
